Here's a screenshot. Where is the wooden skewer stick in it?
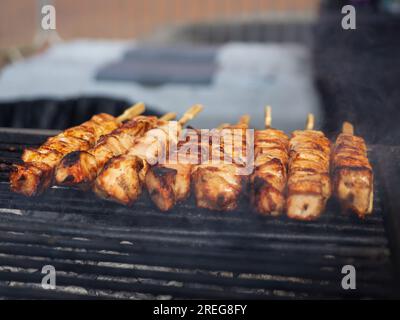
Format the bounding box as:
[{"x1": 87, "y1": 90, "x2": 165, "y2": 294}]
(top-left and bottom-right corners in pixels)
[
  {"x1": 305, "y1": 113, "x2": 314, "y2": 130},
  {"x1": 160, "y1": 112, "x2": 177, "y2": 121},
  {"x1": 238, "y1": 114, "x2": 250, "y2": 127},
  {"x1": 265, "y1": 106, "x2": 272, "y2": 129},
  {"x1": 117, "y1": 102, "x2": 146, "y2": 123},
  {"x1": 178, "y1": 104, "x2": 203, "y2": 125},
  {"x1": 219, "y1": 115, "x2": 250, "y2": 129},
  {"x1": 217, "y1": 123, "x2": 231, "y2": 129},
  {"x1": 342, "y1": 121, "x2": 354, "y2": 135}
]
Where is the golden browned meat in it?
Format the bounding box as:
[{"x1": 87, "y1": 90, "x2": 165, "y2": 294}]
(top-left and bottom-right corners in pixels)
[
  {"x1": 9, "y1": 162, "x2": 54, "y2": 197},
  {"x1": 54, "y1": 116, "x2": 158, "y2": 189},
  {"x1": 10, "y1": 113, "x2": 119, "y2": 196},
  {"x1": 93, "y1": 155, "x2": 144, "y2": 206},
  {"x1": 94, "y1": 121, "x2": 182, "y2": 205},
  {"x1": 286, "y1": 130, "x2": 331, "y2": 220},
  {"x1": 249, "y1": 129, "x2": 289, "y2": 215},
  {"x1": 145, "y1": 163, "x2": 192, "y2": 211},
  {"x1": 191, "y1": 123, "x2": 250, "y2": 211},
  {"x1": 332, "y1": 133, "x2": 373, "y2": 218},
  {"x1": 192, "y1": 164, "x2": 247, "y2": 211},
  {"x1": 145, "y1": 130, "x2": 200, "y2": 211}
]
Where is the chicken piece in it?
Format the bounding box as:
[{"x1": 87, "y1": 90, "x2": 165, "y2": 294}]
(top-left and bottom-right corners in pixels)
[
  {"x1": 192, "y1": 164, "x2": 247, "y2": 211},
  {"x1": 250, "y1": 129, "x2": 289, "y2": 215},
  {"x1": 55, "y1": 116, "x2": 158, "y2": 189},
  {"x1": 9, "y1": 162, "x2": 53, "y2": 197},
  {"x1": 10, "y1": 113, "x2": 119, "y2": 196},
  {"x1": 191, "y1": 123, "x2": 250, "y2": 211},
  {"x1": 145, "y1": 130, "x2": 201, "y2": 211},
  {"x1": 145, "y1": 163, "x2": 192, "y2": 211},
  {"x1": 286, "y1": 130, "x2": 331, "y2": 220},
  {"x1": 332, "y1": 132, "x2": 373, "y2": 218},
  {"x1": 93, "y1": 155, "x2": 144, "y2": 206},
  {"x1": 94, "y1": 121, "x2": 181, "y2": 205}
]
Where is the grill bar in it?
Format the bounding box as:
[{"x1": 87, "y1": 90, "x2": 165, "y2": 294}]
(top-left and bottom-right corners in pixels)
[
  {"x1": 0, "y1": 233, "x2": 392, "y2": 281},
  {"x1": 0, "y1": 283, "x2": 99, "y2": 300},
  {"x1": 0, "y1": 255, "x2": 388, "y2": 298}
]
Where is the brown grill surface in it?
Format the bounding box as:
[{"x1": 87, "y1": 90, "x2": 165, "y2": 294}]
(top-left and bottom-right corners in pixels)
[{"x1": 0, "y1": 129, "x2": 399, "y2": 299}]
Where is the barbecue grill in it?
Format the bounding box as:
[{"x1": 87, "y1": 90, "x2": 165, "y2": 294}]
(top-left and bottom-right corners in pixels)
[{"x1": 0, "y1": 128, "x2": 399, "y2": 299}]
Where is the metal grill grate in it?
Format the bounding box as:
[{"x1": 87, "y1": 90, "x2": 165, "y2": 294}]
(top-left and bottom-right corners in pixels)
[{"x1": 0, "y1": 129, "x2": 399, "y2": 299}]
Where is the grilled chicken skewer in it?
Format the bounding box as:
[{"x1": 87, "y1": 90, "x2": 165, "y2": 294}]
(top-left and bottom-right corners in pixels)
[
  {"x1": 286, "y1": 114, "x2": 331, "y2": 220},
  {"x1": 145, "y1": 122, "x2": 232, "y2": 211},
  {"x1": 94, "y1": 105, "x2": 203, "y2": 206},
  {"x1": 332, "y1": 122, "x2": 373, "y2": 218},
  {"x1": 10, "y1": 103, "x2": 145, "y2": 196},
  {"x1": 191, "y1": 115, "x2": 250, "y2": 211},
  {"x1": 54, "y1": 112, "x2": 176, "y2": 190},
  {"x1": 249, "y1": 106, "x2": 289, "y2": 215}
]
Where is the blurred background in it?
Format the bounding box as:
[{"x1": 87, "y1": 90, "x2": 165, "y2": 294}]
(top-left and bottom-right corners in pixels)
[{"x1": 0, "y1": 0, "x2": 399, "y2": 142}]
